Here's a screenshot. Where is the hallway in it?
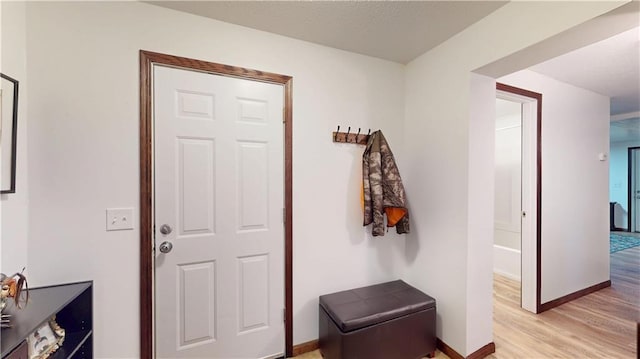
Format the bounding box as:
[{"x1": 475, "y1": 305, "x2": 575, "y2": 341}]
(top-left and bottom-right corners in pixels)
[{"x1": 491, "y1": 246, "x2": 639, "y2": 358}]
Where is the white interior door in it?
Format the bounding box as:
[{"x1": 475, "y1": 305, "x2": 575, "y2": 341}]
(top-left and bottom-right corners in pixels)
[
  {"x1": 519, "y1": 99, "x2": 538, "y2": 313},
  {"x1": 153, "y1": 65, "x2": 285, "y2": 358},
  {"x1": 496, "y1": 90, "x2": 538, "y2": 314}
]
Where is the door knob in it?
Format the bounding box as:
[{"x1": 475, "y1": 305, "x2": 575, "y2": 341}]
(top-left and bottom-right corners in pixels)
[
  {"x1": 160, "y1": 224, "x2": 173, "y2": 235},
  {"x1": 159, "y1": 241, "x2": 173, "y2": 254}
]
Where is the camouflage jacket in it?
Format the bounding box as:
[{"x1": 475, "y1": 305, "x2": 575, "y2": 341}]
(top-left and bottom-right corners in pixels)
[{"x1": 362, "y1": 131, "x2": 410, "y2": 236}]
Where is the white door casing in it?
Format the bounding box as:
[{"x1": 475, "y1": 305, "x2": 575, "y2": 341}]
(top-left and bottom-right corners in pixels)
[{"x1": 153, "y1": 65, "x2": 285, "y2": 358}]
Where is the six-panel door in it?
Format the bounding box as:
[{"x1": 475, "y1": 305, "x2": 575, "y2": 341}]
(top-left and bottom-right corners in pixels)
[{"x1": 154, "y1": 65, "x2": 285, "y2": 358}]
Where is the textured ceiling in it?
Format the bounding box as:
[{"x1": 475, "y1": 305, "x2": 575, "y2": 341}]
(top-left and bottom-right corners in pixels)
[
  {"x1": 530, "y1": 27, "x2": 640, "y2": 116},
  {"x1": 147, "y1": 0, "x2": 638, "y2": 142},
  {"x1": 147, "y1": 1, "x2": 507, "y2": 64}
]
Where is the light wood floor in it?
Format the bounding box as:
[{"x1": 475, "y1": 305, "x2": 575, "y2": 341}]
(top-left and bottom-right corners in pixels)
[
  {"x1": 490, "y1": 245, "x2": 639, "y2": 358},
  {"x1": 297, "y1": 246, "x2": 639, "y2": 358},
  {"x1": 294, "y1": 348, "x2": 449, "y2": 359}
]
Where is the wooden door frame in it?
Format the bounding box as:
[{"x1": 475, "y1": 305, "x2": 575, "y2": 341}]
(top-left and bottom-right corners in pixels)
[
  {"x1": 496, "y1": 83, "x2": 543, "y2": 313},
  {"x1": 139, "y1": 50, "x2": 293, "y2": 358},
  {"x1": 628, "y1": 146, "x2": 640, "y2": 232}
]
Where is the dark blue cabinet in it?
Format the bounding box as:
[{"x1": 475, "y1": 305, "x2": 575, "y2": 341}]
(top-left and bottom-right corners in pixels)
[{"x1": 1, "y1": 282, "x2": 93, "y2": 359}]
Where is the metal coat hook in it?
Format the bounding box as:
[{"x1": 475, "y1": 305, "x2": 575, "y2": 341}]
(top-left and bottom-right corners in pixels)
[{"x1": 332, "y1": 126, "x2": 372, "y2": 145}]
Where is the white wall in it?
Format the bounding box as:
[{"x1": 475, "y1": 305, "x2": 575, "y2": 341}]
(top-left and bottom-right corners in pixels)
[
  {"x1": 0, "y1": 0, "x2": 3, "y2": 274},
  {"x1": 404, "y1": 2, "x2": 623, "y2": 355},
  {"x1": 466, "y1": 73, "x2": 496, "y2": 355},
  {"x1": 17, "y1": 2, "x2": 408, "y2": 357},
  {"x1": 1, "y1": 1, "x2": 29, "y2": 275},
  {"x1": 610, "y1": 138, "x2": 640, "y2": 229},
  {"x1": 499, "y1": 70, "x2": 610, "y2": 304}
]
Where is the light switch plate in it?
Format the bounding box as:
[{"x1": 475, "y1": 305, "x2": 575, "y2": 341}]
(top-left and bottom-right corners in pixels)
[{"x1": 106, "y1": 208, "x2": 135, "y2": 231}]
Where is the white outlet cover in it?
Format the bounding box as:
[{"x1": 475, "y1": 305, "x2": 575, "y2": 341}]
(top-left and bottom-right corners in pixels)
[{"x1": 106, "y1": 208, "x2": 135, "y2": 231}]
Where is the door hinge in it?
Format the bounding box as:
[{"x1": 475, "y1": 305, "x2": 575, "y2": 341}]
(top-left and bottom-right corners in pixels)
[
  {"x1": 282, "y1": 308, "x2": 285, "y2": 323},
  {"x1": 283, "y1": 107, "x2": 286, "y2": 123},
  {"x1": 283, "y1": 208, "x2": 286, "y2": 224}
]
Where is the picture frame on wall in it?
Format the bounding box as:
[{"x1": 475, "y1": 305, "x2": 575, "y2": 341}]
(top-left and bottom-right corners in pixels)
[{"x1": 1, "y1": 72, "x2": 19, "y2": 194}]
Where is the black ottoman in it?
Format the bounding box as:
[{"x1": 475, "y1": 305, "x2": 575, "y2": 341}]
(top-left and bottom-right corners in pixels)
[{"x1": 319, "y1": 280, "x2": 436, "y2": 359}]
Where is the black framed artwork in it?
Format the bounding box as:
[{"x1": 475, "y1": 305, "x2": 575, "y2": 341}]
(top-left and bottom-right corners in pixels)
[{"x1": 1, "y1": 73, "x2": 19, "y2": 194}]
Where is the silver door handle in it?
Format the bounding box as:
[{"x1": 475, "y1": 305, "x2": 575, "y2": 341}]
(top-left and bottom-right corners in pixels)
[
  {"x1": 160, "y1": 224, "x2": 173, "y2": 235},
  {"x1": 159, "y1": 241, "x2": 173, "y2": 254}
]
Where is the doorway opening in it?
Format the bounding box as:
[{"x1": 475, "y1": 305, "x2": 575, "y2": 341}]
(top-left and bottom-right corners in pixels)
[
  {"x1": 629, "y1": 147, "x2": 640, "y2": 232},
  {"x1": 494, "y1": 83, "x2": 541, "y2": 314},
  {"x1": 493, "y1": 97, "x2": 522, "y2": 298}
]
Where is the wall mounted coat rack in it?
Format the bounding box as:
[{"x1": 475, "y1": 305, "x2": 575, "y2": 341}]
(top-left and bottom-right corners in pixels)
[{"x1": 332, "y1": 126, "x2": 371, "y2": 145}]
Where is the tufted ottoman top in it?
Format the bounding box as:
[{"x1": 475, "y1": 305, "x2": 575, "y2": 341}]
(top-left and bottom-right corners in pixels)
[{"x1": 319, "y1": 280, "x2": 436, "y2": 333}]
